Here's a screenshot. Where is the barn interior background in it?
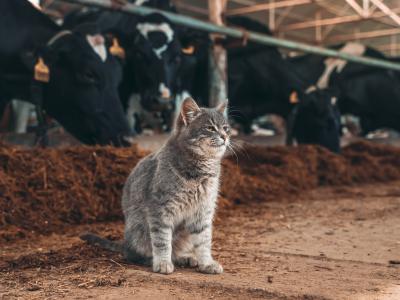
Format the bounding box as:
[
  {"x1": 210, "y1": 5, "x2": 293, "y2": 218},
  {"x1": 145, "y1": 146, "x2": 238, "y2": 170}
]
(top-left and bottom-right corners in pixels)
[
  {"x1": 177, "y1": 0, "x2": 400, "y2": 56},
  {"x1": 1, "y1": 1, "x2": 400, "y2": 299},
  {"x1": 42, "y1": 0, "x2": 400, "y2": 56}
]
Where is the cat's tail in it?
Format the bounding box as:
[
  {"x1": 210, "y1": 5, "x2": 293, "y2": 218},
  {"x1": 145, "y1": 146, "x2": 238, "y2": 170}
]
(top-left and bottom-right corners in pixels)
[{"x1": 80, "y1": 232, "x2": 124, "y2": 253}]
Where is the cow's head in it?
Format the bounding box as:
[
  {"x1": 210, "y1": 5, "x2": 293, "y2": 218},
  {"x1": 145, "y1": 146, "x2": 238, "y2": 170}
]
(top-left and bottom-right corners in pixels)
[
  {"x1": 131, "y1": 14, "x2": 181, "y2": 111},
  {"x1": 24, "y1": 29, "x2": 132, "y2": 146},
  {"x1": 291, "y1": 88, "x2": 341, "y2": 152}
]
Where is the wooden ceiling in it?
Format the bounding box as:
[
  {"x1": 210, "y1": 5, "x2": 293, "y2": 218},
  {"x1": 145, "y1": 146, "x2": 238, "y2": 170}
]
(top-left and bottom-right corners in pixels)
[{"x1": 174, "y1": 0, "x2": 400, "y2": 56}]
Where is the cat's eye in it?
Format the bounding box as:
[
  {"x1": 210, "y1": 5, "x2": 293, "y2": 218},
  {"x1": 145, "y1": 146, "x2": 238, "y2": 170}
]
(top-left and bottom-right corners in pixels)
[
  {"x1": 223, "y1": 125, "x2": 230, "y2": 132},
  {"x1": 206, "y1": 125, "x2": 215, "y2": 131}
]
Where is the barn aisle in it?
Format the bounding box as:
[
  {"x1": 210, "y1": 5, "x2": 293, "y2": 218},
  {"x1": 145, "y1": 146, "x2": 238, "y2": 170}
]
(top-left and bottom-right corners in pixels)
[{"x1": 1, "y1": 182, "x2": 399, "y2": 299}]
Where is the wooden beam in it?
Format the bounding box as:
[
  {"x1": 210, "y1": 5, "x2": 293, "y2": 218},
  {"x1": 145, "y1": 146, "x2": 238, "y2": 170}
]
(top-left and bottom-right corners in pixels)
[
  {"x1": 208, "y1": 0, "x2": 228, "y2": 107},
  {"x1": 327, "y1": 28, "x2": 400, "y2": 43},
  {"x1": 269, "y1": 0, "x2": 276, "y2": 31},
  {"x1": 345, "y1": 0, "x2": 368, "y2": 17},
  {"x1": 279, "y1": 7, "x2": 400, "y2": 31},
  {"x1": 362, "y1": 0, "x2": 369, "y2": 14},
  {"x1": 229, "y1": 0, "x2": 257, "y2": 5},
  {"x1": 369, "y1": 0, "x2": 400, "y2": 26},
  {"x1": 225, "y1": 0, "x2": 312, "y2": 16},
  {"x1": 174, "y1": 1, "x2": 208, "y2": 16},
  {"x1": 275, "y1": 6, "x2": 293, "y2": 28},
  {"x1": 315, "y1": 10, "x2": 322, "y2": 43}
]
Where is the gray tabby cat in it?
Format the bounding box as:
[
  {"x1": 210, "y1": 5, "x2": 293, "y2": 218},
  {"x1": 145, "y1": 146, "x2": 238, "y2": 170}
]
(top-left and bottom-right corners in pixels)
[{"x1": 81, "y1": 97, "x2": 230, "y2": 275}]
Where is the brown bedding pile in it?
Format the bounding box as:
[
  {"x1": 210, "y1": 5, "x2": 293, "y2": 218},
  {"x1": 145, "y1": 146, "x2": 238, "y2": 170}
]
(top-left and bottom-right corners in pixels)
[{"x1": 1, "y1": 141, "x2": 400, "y2": 240}]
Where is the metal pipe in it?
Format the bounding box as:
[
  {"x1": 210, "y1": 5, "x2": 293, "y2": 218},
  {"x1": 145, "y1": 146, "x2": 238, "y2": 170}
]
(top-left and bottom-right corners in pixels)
[{"x1": 58, "y1": 0, "x2": 400, "y2": 71}]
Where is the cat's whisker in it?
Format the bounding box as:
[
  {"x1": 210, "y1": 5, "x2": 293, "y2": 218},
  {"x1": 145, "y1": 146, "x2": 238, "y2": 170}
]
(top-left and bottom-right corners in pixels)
[
  {"x1": 230, "y1": 140, "x2": 250, "y2": 160},
  {"x1": 227, "y1": 142, "x2": 239, "y2": 166}
]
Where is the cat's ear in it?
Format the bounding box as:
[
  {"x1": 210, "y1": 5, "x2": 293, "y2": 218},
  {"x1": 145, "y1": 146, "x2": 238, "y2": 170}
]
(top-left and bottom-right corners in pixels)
[
  {"x1": 216, "y1": 99, "x2": 228, "y2": 114},
  {"x1": 180, "y1": 97, "x2": 201, "y2": 126}
]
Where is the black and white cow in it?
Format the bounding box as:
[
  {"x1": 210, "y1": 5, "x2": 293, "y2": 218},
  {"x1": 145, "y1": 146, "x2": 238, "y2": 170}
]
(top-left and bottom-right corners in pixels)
[
  {"x1": 288, "y1": 88, "x2": 341, "y2": 152},
  {"x1": 176, "y1": 17, "x2": 304, "y2": 128},
  {"x1": 64, "y1": 4, "x2": 182, "y2": 133},
  {"x1": 177, "y1": 16, "x2": 341, "y2": 151},
  {"x1": 292, "y1": 42, "x2": 400, "y2": 135},
  {"x1": 0, "y1": 0, "x2": 131, "y2": 146}
]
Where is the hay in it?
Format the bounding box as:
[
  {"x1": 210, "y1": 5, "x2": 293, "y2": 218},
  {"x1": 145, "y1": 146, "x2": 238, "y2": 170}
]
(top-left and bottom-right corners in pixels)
[{"x1": 1, "y1": 141, "x2": 400, "y2": 241}]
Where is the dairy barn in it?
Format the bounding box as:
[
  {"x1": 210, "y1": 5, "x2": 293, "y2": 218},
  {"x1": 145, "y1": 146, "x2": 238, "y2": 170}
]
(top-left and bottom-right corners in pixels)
[{"x1": 1, "y1": 0, "x2": 400, "y2": 299}]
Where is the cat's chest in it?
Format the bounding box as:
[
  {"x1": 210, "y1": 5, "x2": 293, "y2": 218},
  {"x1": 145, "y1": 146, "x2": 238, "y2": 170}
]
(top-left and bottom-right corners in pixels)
[{"x1": 184, "y1": 176, "x2": 219, "y2": 205}]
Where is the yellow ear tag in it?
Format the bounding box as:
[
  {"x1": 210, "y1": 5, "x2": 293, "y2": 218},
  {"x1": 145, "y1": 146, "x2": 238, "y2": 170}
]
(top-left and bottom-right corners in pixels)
[
  {"x1": 182, "y1": 45, "x2": 195, "y2": 55},
  {"x1": 289, "y1": 91, "x2": 299, "y2": 104},
  {"x1": 110, "y1": 37, "x2": 125, "y2": 59},
  {"x1": 34, "y1": 57, "x2": 50, "y2": 83}
]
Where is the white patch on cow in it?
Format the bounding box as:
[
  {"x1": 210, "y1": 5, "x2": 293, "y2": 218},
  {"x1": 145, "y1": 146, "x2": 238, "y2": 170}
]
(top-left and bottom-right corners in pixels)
[
  {"x1": 136, "y1": 22, "x2": 174, "y2": 58},
  {"x1": 86, "y1": 34, "x2": 107, "y2": 62},
  {"x1": 154, "y1": 45, "x2": 168, "y2": 58},
  {"x1": 134, "y1": 0, "x2": 149, "y2": 5},
  {"x1": 47, "y1": 30, "x2": 72, "y2": 47},
  {"x1": 315, "y1": 43, "x2": 366, "y2": 89},
  {"x1": 305, "y1": 85, "x2": 317, "y2": 94},
  {"x1": 159, "y1": 82, "x2": 171, "y2": 99},
  {"x1": 11, "y1": 100, "x2": 35, "y2": 133},
  {"x1": 126, "y1": 94, "x2": 142, "y2": 131},
  {"x1": 28, "y1": 0, "x2": 41, "y2": 10},
  {"x1": 251, "y1": 124, "x2": 275, "y2": 137},
  {"x1": 366, "y1": 129, "x2": 390, "y2": 139},
  {"x1": 126, "y1": 93, "x2": 166, "y2": 132}
]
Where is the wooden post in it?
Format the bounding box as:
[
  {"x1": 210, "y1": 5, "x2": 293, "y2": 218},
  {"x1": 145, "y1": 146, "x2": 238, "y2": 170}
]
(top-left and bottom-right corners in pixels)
[
  {"x1": 208, "y1": 0, "x2": 228, "y2": 108},
  {"x1": 269, "y1": 0, "x2": 275, "y2": 32}
]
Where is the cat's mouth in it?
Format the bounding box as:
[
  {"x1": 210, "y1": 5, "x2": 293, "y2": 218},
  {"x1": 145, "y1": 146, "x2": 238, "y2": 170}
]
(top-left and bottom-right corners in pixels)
[{"x1": 210, "y1": 141, "x2": 227, "y2": 148}]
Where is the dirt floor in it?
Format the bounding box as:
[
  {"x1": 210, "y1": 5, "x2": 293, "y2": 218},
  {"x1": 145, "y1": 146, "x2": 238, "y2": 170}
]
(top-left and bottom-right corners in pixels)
[
  {"x1": 0, "y1": 182, "x2": 399, "y2": 299},
  {"x1": 1, "y1": 137, "x2": 400, "y2": 299}
]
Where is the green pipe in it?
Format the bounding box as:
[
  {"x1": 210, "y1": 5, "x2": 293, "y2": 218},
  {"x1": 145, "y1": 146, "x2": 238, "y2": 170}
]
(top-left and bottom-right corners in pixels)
[{"x1": 58, "y1": 0, "x2": 400, "y2": 71}]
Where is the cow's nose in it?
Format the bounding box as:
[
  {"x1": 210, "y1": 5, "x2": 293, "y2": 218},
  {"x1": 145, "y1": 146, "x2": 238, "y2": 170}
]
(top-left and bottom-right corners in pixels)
[
  {"x1": 159, "y1": 83, "x2": 171, "y2": 99},
  {"x1": 122, "y1": 135, "x2": 135, "y2": 145}
]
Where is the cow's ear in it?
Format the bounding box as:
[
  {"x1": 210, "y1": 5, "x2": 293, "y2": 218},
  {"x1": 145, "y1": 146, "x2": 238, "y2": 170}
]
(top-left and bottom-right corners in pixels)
[
  {"x1": 289, "y1": 91, "x2": 299, "y2": 104},
  {"x1": 177, "y1": 97, "x2": 201, "y2": 128}
]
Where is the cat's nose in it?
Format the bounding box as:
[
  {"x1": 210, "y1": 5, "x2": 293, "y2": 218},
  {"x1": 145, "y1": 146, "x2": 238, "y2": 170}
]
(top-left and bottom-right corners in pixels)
[{"x1": 220, "y1": 133, "x2": 228, "y2": 142}]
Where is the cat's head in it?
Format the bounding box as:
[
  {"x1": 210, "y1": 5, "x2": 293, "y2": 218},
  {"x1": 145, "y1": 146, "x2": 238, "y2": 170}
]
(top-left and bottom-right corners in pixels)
[{"x1": 174, "y1": 97, "x2": 230, "y2": 158}]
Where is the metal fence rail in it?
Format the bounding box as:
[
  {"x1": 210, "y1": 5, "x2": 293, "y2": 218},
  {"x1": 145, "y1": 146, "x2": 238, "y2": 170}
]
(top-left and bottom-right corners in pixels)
[{"x1": 58, "y1": 0, "x2": 400, "y2": 72}]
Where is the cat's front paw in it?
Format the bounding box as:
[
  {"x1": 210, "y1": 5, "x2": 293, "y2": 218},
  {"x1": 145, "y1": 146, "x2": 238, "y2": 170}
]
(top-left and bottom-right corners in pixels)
[
  {"x1": 198, "y1": 260, "x2": 223, "y2": 274},
  {"x1": 174, "y1": 256, "x2": 198, "y2": 268},
  {"x1": 153, "y1": 260, "x2": 174, "y2": 274}
]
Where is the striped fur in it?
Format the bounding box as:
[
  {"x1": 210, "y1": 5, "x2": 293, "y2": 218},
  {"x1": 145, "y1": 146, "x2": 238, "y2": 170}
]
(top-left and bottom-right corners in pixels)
[{"x1": 83, "y1": 98, "x2": 229, "y2": 275}]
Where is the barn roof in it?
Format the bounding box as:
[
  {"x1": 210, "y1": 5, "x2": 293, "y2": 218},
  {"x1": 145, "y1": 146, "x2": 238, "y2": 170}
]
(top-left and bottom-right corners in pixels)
[
  {"x1": 174, "y1": 0, "x2": 400, "y2": 56},
  {"x1": 41, "y1": 0, "x2": 400, "y2": 56}
]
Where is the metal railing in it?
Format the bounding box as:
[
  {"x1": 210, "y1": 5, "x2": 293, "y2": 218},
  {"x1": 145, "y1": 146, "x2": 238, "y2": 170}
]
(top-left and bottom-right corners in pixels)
[{"x1": 58, "y1": 0, "x2": 400, "y2": 71}]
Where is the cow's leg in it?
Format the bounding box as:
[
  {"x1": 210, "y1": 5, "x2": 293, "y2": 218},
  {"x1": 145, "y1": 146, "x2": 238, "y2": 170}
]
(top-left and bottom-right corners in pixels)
[
  {"x1": 360, "y1": 116, "x2": 375, "y2": 136},
  {"x1": 34, "y1": 105, "x2": 49, "y2": 147},
  {"x1": 11, "y1": 100, "x2": 34, "y2": 133},
  {"x1": 126, "y1": 94, "x2": 142, "y2": 134},
  {"x1": 0, "y1": 101, "x2": 11, "y2": 131}
]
